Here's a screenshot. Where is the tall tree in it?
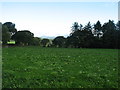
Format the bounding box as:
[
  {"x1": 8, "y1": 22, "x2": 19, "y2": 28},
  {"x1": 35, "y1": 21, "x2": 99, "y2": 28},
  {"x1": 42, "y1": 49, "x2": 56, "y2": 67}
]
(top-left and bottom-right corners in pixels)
[
  {"x1": 52, "y1": 36, "x2": 66, "y2": 47},
  {"x1": 3, "y1": 22, "x2": 17, "y2": 36},
  {"x1": 31, "y1": 37, "x2": 41, "y2": 46},
  {"x1": 115, "y1": 21, "x2": 120, "y2": 48},
  {"x1": 102, "y1": 20, "x2": 116, "y2": 34},
  {"x1": 79, "y1": 24, "x2": 83, "y2": 31},
  {"x1": 67, "y1": 28, "x2": 94, "y2": 48},
  {"x1": 12, "y1": 30, "x2": 34, "y2": 45},
  {"x1": 102, "y1": 20, "x2": 116, "y2": 48},
  {"x1": 116, "y1": 21, "x2": 120, "y2": 30},
  {"x1": 71, "y1": 22, "x2": 79, "y2": 34},
  {"x1": 41, "y1": 39, "x2": 50, "y2": 47},
  {"x1": 93, "y1": 20, "x2": 102, "y2": 37},
  {"x1": 2, "y1": 25, "x2": 11, "y2": 45},
  {"x1": 83, "y1": 22, "x2": 92, "y2": 31}
]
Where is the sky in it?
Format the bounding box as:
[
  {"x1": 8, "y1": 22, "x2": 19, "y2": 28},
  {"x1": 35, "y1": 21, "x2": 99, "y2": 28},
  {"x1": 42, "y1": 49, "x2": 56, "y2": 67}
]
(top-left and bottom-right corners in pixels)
[
  {"x1": 118, "y1": 1, "x2": 120, "y2": 21},
  {"x1": 1, "y1": 1, "x2": 118, "y2": 37}
]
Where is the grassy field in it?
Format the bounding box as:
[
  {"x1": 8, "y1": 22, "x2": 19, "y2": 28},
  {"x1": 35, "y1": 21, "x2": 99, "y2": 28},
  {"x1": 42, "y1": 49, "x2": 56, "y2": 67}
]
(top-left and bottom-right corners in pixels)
[{"x1": 2, "y1": 46, "x2": 119, "y2": 88}]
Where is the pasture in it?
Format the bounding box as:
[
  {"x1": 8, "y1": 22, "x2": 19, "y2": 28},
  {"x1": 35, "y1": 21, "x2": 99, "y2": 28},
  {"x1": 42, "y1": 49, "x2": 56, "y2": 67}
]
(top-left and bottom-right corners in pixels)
[{"x1": 2, "y1": 46, "x2": 119, "y2": 88}]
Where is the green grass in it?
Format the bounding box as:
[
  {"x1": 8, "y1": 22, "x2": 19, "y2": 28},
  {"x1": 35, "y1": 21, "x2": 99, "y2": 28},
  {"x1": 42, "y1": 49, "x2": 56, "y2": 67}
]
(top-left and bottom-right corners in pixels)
[{"x1": 2, "y1": 46, "x2": 119, "y2": 88}]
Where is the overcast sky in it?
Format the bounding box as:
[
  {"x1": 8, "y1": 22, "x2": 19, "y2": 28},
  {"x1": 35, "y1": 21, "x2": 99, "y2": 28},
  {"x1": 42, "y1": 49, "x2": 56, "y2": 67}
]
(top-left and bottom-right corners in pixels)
[{"x1": 1, "y1": 1, "x2": 118, "y2": 37}]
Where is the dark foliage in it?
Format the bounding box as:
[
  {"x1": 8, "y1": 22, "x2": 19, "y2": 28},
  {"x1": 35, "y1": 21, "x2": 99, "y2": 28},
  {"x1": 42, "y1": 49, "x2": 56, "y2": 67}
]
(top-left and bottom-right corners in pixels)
[
  {"x1": 41, "y1": 38, "x2": 50, "y2": 47},
  {"x1": 65, "y1": 20, "x2": 120, "y2": 49},
  {"x1": 12, "y1": 30, "x2": 34, "y2": 46},
  {"x1": 52, "y1": 36, "x2": 66, "y2": 47},
  {"x1": 2, "y1": 20, "x2": 120, "y2": 49}
]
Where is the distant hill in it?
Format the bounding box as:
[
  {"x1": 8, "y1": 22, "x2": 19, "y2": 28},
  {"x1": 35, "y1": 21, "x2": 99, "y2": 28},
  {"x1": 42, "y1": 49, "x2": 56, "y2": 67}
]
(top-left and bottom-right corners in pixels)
[
  {"x1": 40, "y1": 36, "x2": 55, "y2": 39},
  {"x1": 40, "y1": 35, "x2": 69, "y2": 39}
]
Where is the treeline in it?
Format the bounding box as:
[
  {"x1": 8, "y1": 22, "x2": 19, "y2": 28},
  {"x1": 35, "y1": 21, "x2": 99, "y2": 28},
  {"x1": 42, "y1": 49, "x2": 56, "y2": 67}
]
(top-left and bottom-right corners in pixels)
[
  {"x1": 1, "y1": 22, "x2": 51, "y2": 47},
  {"x1": 1, "y1": 20, "x2": 120, "y2": 49}
]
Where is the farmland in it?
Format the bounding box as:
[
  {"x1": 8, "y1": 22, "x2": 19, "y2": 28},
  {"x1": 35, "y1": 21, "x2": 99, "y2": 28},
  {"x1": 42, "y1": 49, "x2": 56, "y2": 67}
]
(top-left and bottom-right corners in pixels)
[{"x1": 2, "y1": 46, "x2": 119, "y2": 88}]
